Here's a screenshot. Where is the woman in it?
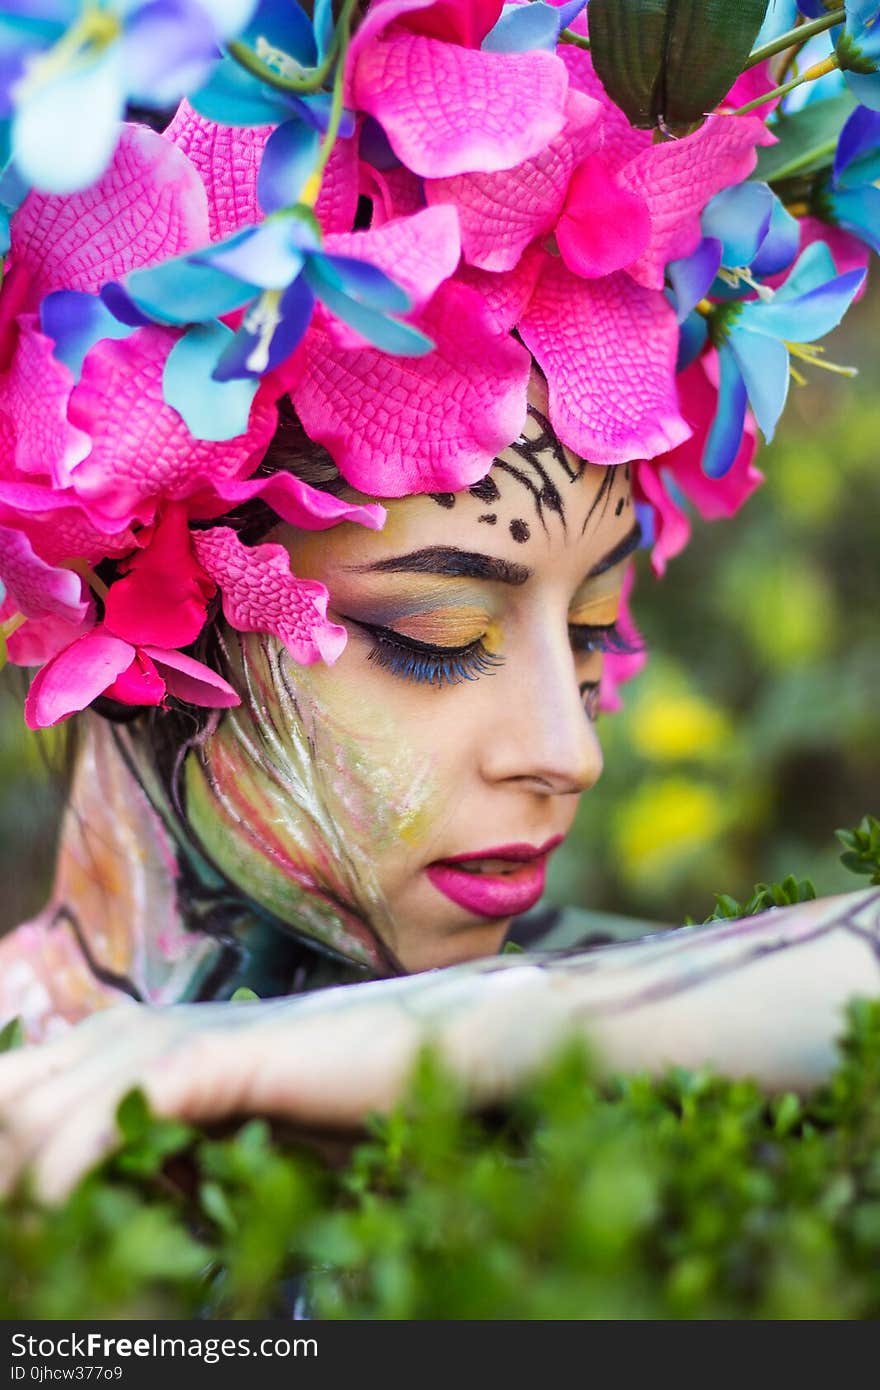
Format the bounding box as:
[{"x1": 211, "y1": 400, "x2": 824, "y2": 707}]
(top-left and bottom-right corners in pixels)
[{"x1": 0, "y1": 0, "x2": 878, "y2": 1199}]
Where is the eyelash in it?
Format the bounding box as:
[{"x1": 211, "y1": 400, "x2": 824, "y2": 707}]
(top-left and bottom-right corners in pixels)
[{"x1": 349, "y1": 618, "x2": 640, "y2": 688}]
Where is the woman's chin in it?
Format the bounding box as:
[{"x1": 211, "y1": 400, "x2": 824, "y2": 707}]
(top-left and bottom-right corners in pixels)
[{"x1": 394, "y1": 915, "x2": 512, "y2": 973}]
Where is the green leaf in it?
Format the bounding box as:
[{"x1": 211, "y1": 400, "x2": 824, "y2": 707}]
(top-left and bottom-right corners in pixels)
[
  {"x1": 755, "y1": 92, "x2": 858, "y2": 183},
  {"x1": 589, "y1": 0, "x2": 771, "y2": 133},
  {"x1": 115, "y1": 1088, "x2": 151, "y2": 1142},
  {"x1": 0, "y1": 1016, "x2": 24, "y2": 1053},
  {"x1": 230, "y1": 986, "x2": 260, "y2": 1002}
]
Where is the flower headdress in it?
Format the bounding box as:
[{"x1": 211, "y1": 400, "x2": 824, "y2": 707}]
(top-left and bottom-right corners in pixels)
[{"x1": 0, "y1": 0, "x2": 876, "y2": 727}]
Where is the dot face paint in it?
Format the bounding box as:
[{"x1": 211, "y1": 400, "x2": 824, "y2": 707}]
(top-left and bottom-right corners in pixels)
[{"x1": 180, "y1": 386, "x2": 641, "y2": 975}]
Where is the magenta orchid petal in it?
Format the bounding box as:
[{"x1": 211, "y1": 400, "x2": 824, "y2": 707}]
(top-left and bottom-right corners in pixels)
[
  {"x1": 11, "y1": 125, "x2": 209, "y2": 303},
  {"x1": 455, "y1": 247, "x2": 544, "y2": 333},
  {"x1": 314, "y1": 133, "x2": 360, "y2": 236},
  {"x1": 632, "y1": 460, "x2": 691, "y2": 578},
  {"x1": 293, "y1": 280, "x2": 531, "y2": 495},
  {"x1": 23, "y1": 627, "x2": 135, "y2": 729},
  {"x1": 426, "y1": 90, "x2": 601, "y2": 271},
  {"x1": 188, "y1": 469, "x2": 386, "y2": 532},
  {"x1": 163, "y1": 100, "x2": 268, "y2": 241},
  {"x1": 103, "y1": 502, "x2": 216, "y2": 649},
  {"x1": 360, "y1": 163, "x2": 426, "y2": 226},
  {"x1": 66, "y1": 328, "x2": 277, "y2": 527},
  {"x1": 519, "y1": 257, "x2": 690, "y2": 465},
  {"x1": 352, "y1": 33, "x2": 568, "y2": 178},
  {"x1": 192, "y1": 526, "x2": 347, "y2": 666},
  {"x1": 559, "y1": 45, "x2": 651, "y2": 175},
  {"x1": 600, "y1": 567, "x2": 645, "y2": 713},
  {"x1": 0, "y1": 318, "x2": 90, "y2": 483},
  {"x1": 556, "y1": 155, "x2": 651, "y2": 279},
  {"x1": 102, "y1": 648, "x2": 167, "y2": 707},
  {"x1": 619, "y1": 115, "x2": 775, "y2": 291},
  {"x1": 325, "y1": 204, "x2": 461, "y2": 310},
  {"x1": 141, "y1": 646, "x2": 241, "y2": 707},
  {"x1": 0, "y1": 523, "x2": 88, "y2": 623},
  {"x1": 4, "y1": 609, "x2": 95, "y2": 668},
  {"x1": 0, "y1": 483, "x2": 137, "y2": 561}
]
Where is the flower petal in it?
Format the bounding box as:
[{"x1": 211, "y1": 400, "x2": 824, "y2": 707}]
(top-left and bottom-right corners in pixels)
[
  {"x1": 324, "y1": 203, "x2": 461, "y2": 309},
  {"x1": 518, "y1": 257, "x2": 690, "y2": 465},
  {"x1": 142, "y1": 645, "x2": 240, "y2": 706},
  {"x1": 192, "y1": 525, "x2": 347, "y2": 664},
  {"x1": 293, "y1": 279, "x2": 531, "y2": 495},
  {"x1": 0, "y1": 521, "x2": 88, "y2": 621},
  {"x1": 352, "y1": 32, "x2": 568, "y2": 177},
  {"x1": 0, "y1": 316, "x2": 90, "y2": 482},
  {"x1": 556, "y1": 154, "x2": 651, "y2": 279},
  {"x1": 12, "y1": 48, "x2": 124, "y2": 194},
  {"x1": 702, "y1": 341, "x2": 749, "y2": 478},
  {"x1": 24, "y1": 627, "x2": 134, "y2": 728},
  {"x1": 188, "y1": 469, "x2": 386, "y2": 531},
  {"x1": 164, "y1": 321, "x2": 260, "y2": 437},
  {"x1": 103, "y1": 502, "x2": 215, "y2": 648},
  {"x1": 102, "y1": 647, "x2": 166, "y2": 706}
]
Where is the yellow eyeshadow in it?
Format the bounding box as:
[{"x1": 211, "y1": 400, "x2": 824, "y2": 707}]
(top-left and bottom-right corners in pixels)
[
  {"x1": 568, "y1": 595, "x2": 621, "y2": 626},
  {"x1": 390, "y1": 606, "x2": 492, "y2": 646}
]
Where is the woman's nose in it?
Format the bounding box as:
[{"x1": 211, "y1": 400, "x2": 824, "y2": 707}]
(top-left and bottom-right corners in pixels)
[{"x1": 478, "y1": 638, "x2": 604, "y2": 796}]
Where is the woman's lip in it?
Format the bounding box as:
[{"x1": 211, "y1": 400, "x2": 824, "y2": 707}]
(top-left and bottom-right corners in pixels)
[
  {"x1": 434, "y1": 835, "x2": 564, "y2": 866},
  {"x1": 425, "y1": 855, "x2": 555, "y2": 920}
]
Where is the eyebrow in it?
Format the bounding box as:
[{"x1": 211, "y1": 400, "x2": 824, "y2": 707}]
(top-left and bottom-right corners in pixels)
[{"x1": 348, "y1": 521, "x2": 642, "y2": 589}]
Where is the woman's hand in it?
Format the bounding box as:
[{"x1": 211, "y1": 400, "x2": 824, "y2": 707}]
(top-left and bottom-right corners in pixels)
[{"x1": 1, "y1": 887, "x2": 878, "y2": 1203}]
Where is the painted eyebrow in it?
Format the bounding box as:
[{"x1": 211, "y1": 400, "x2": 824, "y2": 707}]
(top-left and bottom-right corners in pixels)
[
  {"x1": 348, "y1": 546, "x2": 531, "y2": 585},
  {"x1": 586, "y1": 521, "x2": 642, "y2": 578}
]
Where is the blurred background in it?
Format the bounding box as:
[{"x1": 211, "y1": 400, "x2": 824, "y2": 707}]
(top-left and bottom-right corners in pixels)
[{"x1": 1, "y1": 297, "x2": 878, "y2": 935}]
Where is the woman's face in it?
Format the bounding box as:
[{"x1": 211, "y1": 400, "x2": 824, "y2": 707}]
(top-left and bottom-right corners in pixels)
[{"x1": 184, "y1": 399, "x2": 638, "y2": 973}]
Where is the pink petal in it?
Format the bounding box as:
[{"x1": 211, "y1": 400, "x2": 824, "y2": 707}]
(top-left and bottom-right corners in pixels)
[
  {"x1": 556, "y1": 155, "x2": 651, "y2": 279},
  {"x1": 0, "y1": 481, "x2": 137, "y2": 559},
  {"x1": 560, "y1": 45, "x2": 652, "y2": 175},
  {"x1": 325, "y1": 204, "x2": 461, "y2": 310},
  {"x1": 359, "y1": 162, "x2": 426, "y2": 225},
  {"x1": 102, "y1": 648, "x2": 167, "y2": 706},
  {"x1": 426, "y1": 90, "x2": 601, "y2": 271},
  {"x1": 24, "y1": 627, "x2": 135, "y2": 728},
  {"x1": 293, "y1": 279, "x2": 531, "y2": 495},
  {"x1": 315, "y1": 132, "x2": 360, "y2": 236},
  {"x1": 163, "y1": 100, "x2": 268, "y2": 241},
  {"x1": 11, "y1": 124, "x2": 209, "y2": 302},
  {"x1": 352, "y1": 32, "x2": 568, "y2": 177},
  {"x1": 141, "y1": 645, "x2": 240, "y2": 707},
  {"x1": 619, "y1": 115, "x2": 775, "y2": 290},
  {"x1": 632, "y1": 460, "x2": 691, "y2": 578},
  {"x1": 103, "y1": 502, "x2": 215, "y2": 648},
  {"x1": 725, "y1": 60, "x2": 782, "y2": 116},
  {"x1": 347, "y1": 0, "x2": 450, "y2": 70},
  {"x1": 66, "y1": 327, "x2": 277, "y2": 527},
  {"x1": 455, "y1": 246, "x2": 544, "y2": 333},
  {"x1": 5, "y1": 609, "x2": 94, "y2": 667},
  {"x1": 188, "y1": 469, "x2": 386, "y2": 532},
  {"x1": 600, "y1": 565, "x2": 646, "y2": 713},
  {"x1": 0, "y1": 523, "x2": 88, "y2": 622},
  {"x1": 519, "y1": 256, "x2": 690, "y2": 465},
  {"x1": 192, "y1": 525, "x2": 347, "y2": 665},
  {"x1": 400, "y1": 0, "x2": 503, "y2": 47},
  {"x1": 0, "y1": 317, "x2": 90, "y2": 484}
]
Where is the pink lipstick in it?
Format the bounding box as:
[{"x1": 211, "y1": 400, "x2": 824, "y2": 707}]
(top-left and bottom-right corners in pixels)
[{"x1": 425, "y1": 837, "x2": 563, "y2": 920}]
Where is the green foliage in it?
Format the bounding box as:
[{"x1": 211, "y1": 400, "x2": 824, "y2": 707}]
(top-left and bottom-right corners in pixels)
[
  {"x1": 0, "y1": 1016, "x2": 24, "y2": 1053},
  {"x1": 2, "y1": 999, "x2": 880, "y2": 1320},
  {"x1": 836, "y1": 815, "x2": 880, "y2": 885},
  {"x1": 696, "y1": 872, "x2": 817, "y2": 925}
]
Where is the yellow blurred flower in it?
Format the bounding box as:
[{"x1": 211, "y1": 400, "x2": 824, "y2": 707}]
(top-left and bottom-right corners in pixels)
[
  {"x1": 613, "y1": 777, "x2": 725, "y2": 882},
  {"x1": 629, "y1": 688, "x2": 731, "y2": 762}
]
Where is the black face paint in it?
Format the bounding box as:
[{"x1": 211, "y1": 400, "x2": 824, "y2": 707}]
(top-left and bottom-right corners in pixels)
[{"x1": 509, "y1": 519, "x2": 530, "y2": 543}]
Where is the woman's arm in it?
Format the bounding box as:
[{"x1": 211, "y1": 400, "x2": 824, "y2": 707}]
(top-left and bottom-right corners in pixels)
[{"x1": 1, "y1": 887, "x2": 878, "y2": 1202}]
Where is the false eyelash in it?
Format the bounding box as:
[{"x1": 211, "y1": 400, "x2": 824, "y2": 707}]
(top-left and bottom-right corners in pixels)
[
  {"x1": 568, "y1": 620, "x2": 642, "y2": 656},
  {"x1": 351, "y1": 620, "x2": 503, "y2": 688}
]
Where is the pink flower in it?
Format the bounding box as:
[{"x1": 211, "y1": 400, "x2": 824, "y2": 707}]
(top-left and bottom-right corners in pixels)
[
  {"x1": 633, "y1": 354, "x2": 763, "y2": 578},
  {"x1": 601, "y1": 566, "x2": 646, "y2": 713},
  {"x1": 347, "y1": 0, "x2": 569, "y2": 178}
]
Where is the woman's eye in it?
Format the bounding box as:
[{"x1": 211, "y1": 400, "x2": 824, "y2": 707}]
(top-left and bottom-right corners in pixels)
[
  {"x1": 568, "y1": 620, "x2": 641, "y2": 656},
  {"x1": 346, "y1": 619, "x2": 503, "y2": 688}
]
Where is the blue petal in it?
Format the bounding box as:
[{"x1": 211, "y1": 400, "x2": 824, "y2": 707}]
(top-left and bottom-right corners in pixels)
[
  {"x1": 99, "y1": 282, "x2": 155, "y2": 328},
  {"x1": 667, "y1": 238, "x2": 722, "y2": 323},
  {"x1": 833, "y1": 104, "x2": 880, "y2": 183},
  {"x1": 190, "y1": 54, "x2": 291, "y2": 126},
  {"x1": 751, "y1": 196, "x2": 800, "y2": 277},
  {"x1": 702, "y1": 343, "x2": 749, "y2": 479},
  {"x1": 774, "y1": 240, "x2": 838, "y2": 297},
  {"x1": 359, "y1": 115, "x2": 399, "y2": 170},
  {"x1": 241, "y1": 0, "x2": 317, "y2": 64},
  {"x1": 843, "y1": 69, "x2": 880, "y2": 111},
  {"x1": 306, "y1": 260, "x2": 433, "y2": 355},
  {"x1": 126, "y1": 255, "x2": 256, "y2": 324},
  {"x1": 729, "y1": 328, "x2": 790, "y2": 442},
  {"x1": 483, "y1": 2, "x2": 573, "y2": 53},
  {"x1": 120, "y1": 0, "x2": 221, "y2": 106},
  {"x1": 257, "y1": 119, "x2": 320, "y2": 214},
  {"x1": 830, "y1": 183, "x2": 880, "y2": 251},
  {"x1": 40, "y1": 290, "x2": 135, "y2": 380},
  {"x1": 196, "y1": 0, "x2": 260, "y2": 38},
  {"x1": 676, "y1": 310, "x2": 709, "y2": 372},
  {"x1": 163, "y1": 322, "x2": 259, "y2": 441},
  {"x1": 212, "y1": 276, "x2": 315, "y2": 379},
  {"x1": 310, "y1": 252, "x2": 412, "y2": 313},
  {"x1": 756, "y1": 0, "x2": 799, "y2": 43},
  {"x1": 313, "y1": 0, "x2": 334, "y2": 59},
  {"x1": 11, "y1": 48, "x2": 124, "y2": 193},
  {"x1": 741, "y1": 266, "x2": 865, "y2": 342},
  {"x1": 701, "y1": 183, "x2": 773, "y2": 267},
  {"x1": 194, "y1": 219, "x2": 307, "y2": 290}
]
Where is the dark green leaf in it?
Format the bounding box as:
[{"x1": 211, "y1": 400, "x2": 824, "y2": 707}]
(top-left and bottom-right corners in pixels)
[{"x1": 0, "y1": 1016, "x2": 24, "y2": 1053}]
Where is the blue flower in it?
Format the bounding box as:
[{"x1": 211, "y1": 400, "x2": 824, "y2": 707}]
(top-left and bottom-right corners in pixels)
[
  {"x1": 482, "y1": 1, "x2": 587, "y2": 53},
  {"x1": 799, "y1": 1, "x2": 880, "y2": 109},
  {"x1": 42, "y1": 204, "x2": 432, "y2": 441},
  {"x1": 813, "y1": 103, "x2": 880, "y2": 251},
  {"x1": 0, "y1": 0, "x2": 259, "y2": 193},
  {"x1": 703, "y1": 242, "x2": 865, "y2": 477}
]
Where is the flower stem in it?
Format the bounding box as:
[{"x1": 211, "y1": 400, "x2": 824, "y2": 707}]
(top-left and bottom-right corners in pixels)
[
  {"x1": 559, "y1": 28, "x2": 590, "y2": 51},
  {"x1": 228, "y1": 0, "x2": 360, "y2": 95},
  {"x1": 301, "y1": 3, "x2": 354, "y2": 208},
  {"x1": 745, "y1": 7, "x2": 846, "y2": 70},
  {"x1": 0, "y1": 612, "x2": 26, "y2": 641},
  {"x1": 731, "y1": 54, "x2": 840, "y2": 115}
]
